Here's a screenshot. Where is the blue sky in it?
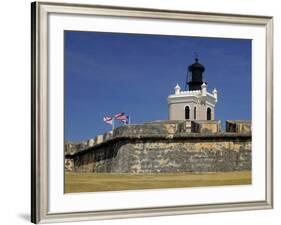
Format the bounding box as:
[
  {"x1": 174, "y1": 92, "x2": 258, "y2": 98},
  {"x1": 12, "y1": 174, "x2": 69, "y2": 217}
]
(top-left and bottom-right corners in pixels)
[{"x1": 65, "y1": 31, "x2": 251, "y2": 141}]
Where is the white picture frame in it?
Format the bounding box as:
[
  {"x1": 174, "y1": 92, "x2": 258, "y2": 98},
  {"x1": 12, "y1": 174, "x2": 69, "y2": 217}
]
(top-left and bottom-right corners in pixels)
[{"x1": 31, "y1": 1, "x2": 273, "y2": 223}]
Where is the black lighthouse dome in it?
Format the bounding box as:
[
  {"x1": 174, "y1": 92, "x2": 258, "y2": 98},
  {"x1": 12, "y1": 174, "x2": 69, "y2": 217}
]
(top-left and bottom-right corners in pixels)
[
  {"x1": 187, "y1": 58, "x2": 205, "y2": 91},
  {"x1": 188, "y1": 58, "x2": 205, "y2": 72}
]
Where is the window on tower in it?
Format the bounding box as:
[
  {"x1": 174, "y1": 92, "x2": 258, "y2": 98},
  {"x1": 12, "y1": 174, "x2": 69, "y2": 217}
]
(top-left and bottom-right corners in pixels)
[
  {"x1": 207, "y1": 107, "x2": 212, "y2": 120},
  {"x1": 185, "y1": 106, "x2": 190, "y2": 120},
  {"x1": 194, "y1": 107, "x2": 197, "y2": 120}
]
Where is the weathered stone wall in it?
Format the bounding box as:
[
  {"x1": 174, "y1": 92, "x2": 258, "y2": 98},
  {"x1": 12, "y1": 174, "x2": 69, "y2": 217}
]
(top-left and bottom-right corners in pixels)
[
  {"x1": 70, "y1": 136, "x2": 251, "y2": 173},
  {"x1": 226, "y1": 120, "x2": 251, "y2": 134},
  {"x1": 65, "y1": 158, "x2": 74, "y2": 172},
  {"x1": 65, "y1": 120, "x2": 251, "y2": 173}
]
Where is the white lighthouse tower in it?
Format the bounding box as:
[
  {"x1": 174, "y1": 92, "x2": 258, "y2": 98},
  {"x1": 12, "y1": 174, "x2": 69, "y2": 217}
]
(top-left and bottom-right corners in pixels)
[{"x1": 167, "y1": 58, "x2": 218, "y2": 121}]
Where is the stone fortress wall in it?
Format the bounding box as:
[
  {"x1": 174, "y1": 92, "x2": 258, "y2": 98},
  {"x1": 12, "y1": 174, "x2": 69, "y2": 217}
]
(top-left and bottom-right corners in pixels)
[{"x1": 65, "y1": 120, "x2": 251, "y2": 173}]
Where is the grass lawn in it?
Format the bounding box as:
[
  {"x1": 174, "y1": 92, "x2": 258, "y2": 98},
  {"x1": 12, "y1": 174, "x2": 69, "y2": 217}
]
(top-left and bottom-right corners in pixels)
[{"x1": 65, "y1": 171, "x2": 251, "y2": 193}]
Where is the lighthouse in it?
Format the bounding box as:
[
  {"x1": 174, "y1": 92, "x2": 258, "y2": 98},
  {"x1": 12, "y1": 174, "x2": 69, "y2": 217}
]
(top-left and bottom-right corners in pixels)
[{"x1": 167, "y1": 58, "x2": 218, "y2": 121}]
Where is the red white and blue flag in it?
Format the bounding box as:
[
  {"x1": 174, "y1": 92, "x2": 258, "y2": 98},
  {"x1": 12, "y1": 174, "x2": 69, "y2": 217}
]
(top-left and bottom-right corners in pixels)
[
  {"x1": 114, "y1": 112, "x2": 125, "y2": 119},
  {"x1": 104, "y1": 112, "x2": 130, "y2": 129},
  {"x1": 116, "y1": 115, "x2": 129, "y2": 124},
  {"x1": 103, "y1": 116, "x2": 113, "y2": 125}
]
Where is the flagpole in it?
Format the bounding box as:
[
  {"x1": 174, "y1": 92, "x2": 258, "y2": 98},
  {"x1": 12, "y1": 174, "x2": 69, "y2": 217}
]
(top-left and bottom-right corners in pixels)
[{"x1": 112, "y1": 118, "x2": 115, "y2": 131}]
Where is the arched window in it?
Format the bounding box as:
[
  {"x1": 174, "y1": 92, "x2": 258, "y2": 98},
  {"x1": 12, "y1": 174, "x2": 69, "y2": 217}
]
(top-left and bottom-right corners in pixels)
[
  {"x1": 194, "y1": 107, "x2": 197, "y2": 120},
  {"x1": 185, "y1": 106, "x2": 190, "y2": 120},
  {"x1": 207, "y1": 108, "x2": 211, "y2": 120}
]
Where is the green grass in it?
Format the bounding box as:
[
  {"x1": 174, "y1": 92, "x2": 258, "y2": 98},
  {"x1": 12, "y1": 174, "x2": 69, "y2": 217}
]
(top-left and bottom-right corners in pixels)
[{"x1": 65, "y1": 171, "x2": 251, "y2": 193}]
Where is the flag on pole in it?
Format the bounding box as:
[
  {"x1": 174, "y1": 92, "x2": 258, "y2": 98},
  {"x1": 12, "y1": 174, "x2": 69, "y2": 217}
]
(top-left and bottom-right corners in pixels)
[
  {"x1": 103, "y1": 116, "x2": 113, "y2": 125},
  {"x1": 116, "y1": 115, "x2": 129, "y2": 124},
  {"x1": 104, "y1": 112, "x2": 129, "y2": 130},
  {"x1": 114, "y1": 112, "x2": 125, "y2": 118},
  {"x1": 122, "y1": 116, "x2": 129, "y2": 124}
]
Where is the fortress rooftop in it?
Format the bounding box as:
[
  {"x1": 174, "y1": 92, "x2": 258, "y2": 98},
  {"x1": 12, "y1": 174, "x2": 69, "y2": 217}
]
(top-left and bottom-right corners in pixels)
[{"x1": 65, "y1": 120, "x2": 251, "y2": 156}]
